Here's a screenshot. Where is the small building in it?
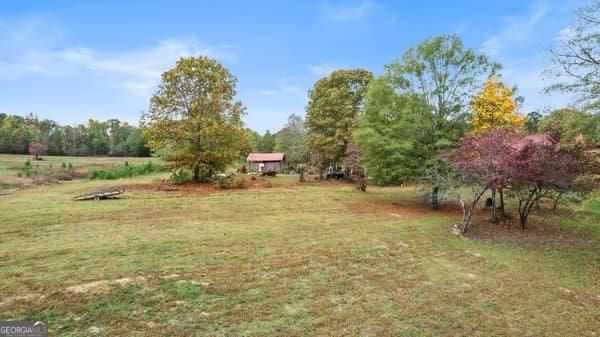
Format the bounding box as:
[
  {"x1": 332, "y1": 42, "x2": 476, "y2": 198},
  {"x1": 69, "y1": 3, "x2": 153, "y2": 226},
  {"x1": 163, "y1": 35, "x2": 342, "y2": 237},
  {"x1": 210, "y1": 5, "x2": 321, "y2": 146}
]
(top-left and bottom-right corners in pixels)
[{"x1": 247, "y1": 153, "x2": 285, "y2": 172}]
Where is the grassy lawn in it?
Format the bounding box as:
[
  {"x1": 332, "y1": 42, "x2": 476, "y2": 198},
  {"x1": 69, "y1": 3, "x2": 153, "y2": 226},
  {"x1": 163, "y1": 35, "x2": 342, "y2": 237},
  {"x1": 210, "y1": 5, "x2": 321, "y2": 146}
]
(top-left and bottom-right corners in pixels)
[{"x1": 0, "y1": 159, "x2": 598, "y2": 336}]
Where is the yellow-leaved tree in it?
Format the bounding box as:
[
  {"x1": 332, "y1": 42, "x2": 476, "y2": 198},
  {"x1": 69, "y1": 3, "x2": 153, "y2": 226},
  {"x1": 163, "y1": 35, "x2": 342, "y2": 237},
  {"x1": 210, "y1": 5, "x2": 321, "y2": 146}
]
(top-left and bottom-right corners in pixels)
[
  {"x1": 470, "y1": 76, "x2": 525, "y2": 132},
  {"x1": 470, "y1": 76, "x2": 525, "y2": 222}
]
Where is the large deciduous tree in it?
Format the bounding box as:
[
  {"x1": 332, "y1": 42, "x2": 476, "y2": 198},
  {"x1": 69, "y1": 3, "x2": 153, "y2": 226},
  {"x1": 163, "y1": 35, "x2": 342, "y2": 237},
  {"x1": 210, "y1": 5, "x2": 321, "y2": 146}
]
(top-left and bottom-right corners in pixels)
[
  {"x1": 305, "y1": 69, "x2": 373, "y2": 176},
  {"x1": 376, "y1": 35, "x2": 498, "y2": 207},
  {"x1": 274, "y1": 114, "x2": 306, "y2": 169},
  {"x1": 546, "y1": 0, "x2": 600, "y2": 111},
  {"x1": 355, "y1": 78, "x2": 430, "y2": 185},
  {"x1": 142, "y1": 56, "x2": 245, "y2": 182},
  {"x1": 470, "y1": 76, "x2": 525, "y2": 132}
]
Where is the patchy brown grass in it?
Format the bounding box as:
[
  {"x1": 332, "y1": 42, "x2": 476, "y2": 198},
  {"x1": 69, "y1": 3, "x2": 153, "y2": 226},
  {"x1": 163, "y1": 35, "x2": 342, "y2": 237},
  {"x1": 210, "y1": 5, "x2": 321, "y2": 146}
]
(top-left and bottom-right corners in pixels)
[{"x1": 0, "y1": 175, "x2": 598, "y2": 336}]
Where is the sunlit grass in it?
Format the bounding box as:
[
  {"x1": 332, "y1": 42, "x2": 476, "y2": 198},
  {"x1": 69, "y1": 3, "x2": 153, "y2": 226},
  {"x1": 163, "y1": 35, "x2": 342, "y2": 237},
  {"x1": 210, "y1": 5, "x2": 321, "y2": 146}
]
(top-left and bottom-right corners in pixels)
[{"x1": 0, "y1": 174, "x2": 598, "y2": 336}]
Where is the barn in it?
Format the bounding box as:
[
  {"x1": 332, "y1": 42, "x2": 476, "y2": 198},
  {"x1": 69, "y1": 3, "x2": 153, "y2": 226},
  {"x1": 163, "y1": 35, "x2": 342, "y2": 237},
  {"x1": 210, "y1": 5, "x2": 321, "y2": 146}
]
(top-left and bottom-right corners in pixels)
[{"x1": 247, "y1": 153, "x2": 286, "y2": 173}]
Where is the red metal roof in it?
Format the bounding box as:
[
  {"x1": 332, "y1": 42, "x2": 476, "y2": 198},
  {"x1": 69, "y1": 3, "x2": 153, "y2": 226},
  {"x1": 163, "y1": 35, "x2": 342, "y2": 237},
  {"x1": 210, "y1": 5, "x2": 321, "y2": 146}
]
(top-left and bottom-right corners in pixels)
[{"x1": 247, "y1": 153, "x2": 285, "y2": 162}]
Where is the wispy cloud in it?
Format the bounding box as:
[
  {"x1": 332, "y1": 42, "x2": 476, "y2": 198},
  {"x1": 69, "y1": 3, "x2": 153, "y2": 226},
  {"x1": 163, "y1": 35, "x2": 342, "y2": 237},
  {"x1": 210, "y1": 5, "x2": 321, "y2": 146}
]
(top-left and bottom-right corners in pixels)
[
  {"x1": 308, "y1": 63, "x2": 341, "y2": 77},
  {"x1": 0, "y1": 19, "x2": 238, "y2": 97},
  {"x1": 323, "y1": 1, "x2": 375, "y2": 23},
  {"x1": 52, "y1": 39, "x2": 238, "y2": 96},
  {"x1": 480, "y1": 4, "x2": 548, "y2": 56},
  {"x1": 257, "y1": 83, "x2": 305, "y2": 97}
]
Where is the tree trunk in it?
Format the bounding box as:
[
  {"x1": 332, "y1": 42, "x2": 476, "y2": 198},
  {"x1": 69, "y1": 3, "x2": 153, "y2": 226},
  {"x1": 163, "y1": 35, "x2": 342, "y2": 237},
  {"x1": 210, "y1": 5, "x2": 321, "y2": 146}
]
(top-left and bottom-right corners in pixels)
[
  {"x1": 518, "y1": 187, "x2": 538, "y2": 230},
  {"x1": 460, "y1": 186, "x2": 488, "y2": 233},
  {"x1": 552, "y1": 191, "x2": 563, "y2": 212},
  {"x1": 193, "y1": 165, "x2": 200, "y2": 182},
  {"x1": 431, "y1": 186, "x2": 440, "y2": 210},
  {"x1": 499, "y1": 188, "x2": 505, "y2": 215},
  {"x1": 491, "y1": 189, "x2": 497, "y2": 223}
]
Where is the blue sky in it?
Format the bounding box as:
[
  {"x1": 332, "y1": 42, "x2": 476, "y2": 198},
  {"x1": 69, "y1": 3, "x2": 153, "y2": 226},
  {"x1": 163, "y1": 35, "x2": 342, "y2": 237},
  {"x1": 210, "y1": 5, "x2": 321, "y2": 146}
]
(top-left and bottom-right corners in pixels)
[{"x1": 0, "y1": 0, "x2": 580, "y2": 134}]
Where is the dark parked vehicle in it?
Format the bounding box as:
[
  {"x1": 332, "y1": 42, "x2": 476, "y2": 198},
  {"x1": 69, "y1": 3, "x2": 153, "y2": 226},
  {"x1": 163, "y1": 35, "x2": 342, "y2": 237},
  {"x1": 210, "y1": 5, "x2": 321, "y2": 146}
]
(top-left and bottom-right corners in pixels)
[
  {"x1": 261, "y1": 170, "x2": 277, "y2": 177},
  {"x1": 326, "y1": 170, "x2": 345, "y2": 180}
]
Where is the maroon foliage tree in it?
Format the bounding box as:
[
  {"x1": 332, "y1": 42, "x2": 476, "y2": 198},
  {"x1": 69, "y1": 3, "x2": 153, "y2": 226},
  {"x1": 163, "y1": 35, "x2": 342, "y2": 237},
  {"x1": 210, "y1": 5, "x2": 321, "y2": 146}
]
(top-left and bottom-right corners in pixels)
[
  {"x1": 508, "y1": 134, "x2": 598, "y2": 229},
  {"x1": 449, "y1": 128, "x2": 599, "y2": 233},
  {"x1": 29, "y1": 142, "x2": 48, "y2": 160},
  {"x1": 448, "y1": 127, "x2": 519, "y2": 232}
]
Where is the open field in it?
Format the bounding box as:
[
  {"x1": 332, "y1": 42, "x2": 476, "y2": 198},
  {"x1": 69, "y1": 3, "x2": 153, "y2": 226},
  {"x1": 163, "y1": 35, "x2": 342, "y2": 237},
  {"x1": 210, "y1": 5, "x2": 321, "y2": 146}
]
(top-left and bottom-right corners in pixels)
[
  {"x1": 0, "y1": 154, "x2": 156, "y2": 181},
  {"x1": 0, "y1": 157, "x2": 599, "y2": 336}
]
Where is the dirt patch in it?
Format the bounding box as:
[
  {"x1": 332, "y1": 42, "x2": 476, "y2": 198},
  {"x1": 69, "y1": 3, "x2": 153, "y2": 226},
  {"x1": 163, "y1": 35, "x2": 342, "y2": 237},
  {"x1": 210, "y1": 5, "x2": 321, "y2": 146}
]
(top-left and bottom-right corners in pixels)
[
  {"x1": 116, "y1": 176, "x2": 282, "y2": 196},
  {"x1": 348, "y1": 198, "x2": 463, "y2": 219},
  {"x1": 0, "y1": 294, "x2": 43, "y2": 308},
  {"x1": 462, "y1": 214, "x2": 597, "y2": 247},
  {"x1": 64, "y1": 277, "x2": 140, "y2": 295}
]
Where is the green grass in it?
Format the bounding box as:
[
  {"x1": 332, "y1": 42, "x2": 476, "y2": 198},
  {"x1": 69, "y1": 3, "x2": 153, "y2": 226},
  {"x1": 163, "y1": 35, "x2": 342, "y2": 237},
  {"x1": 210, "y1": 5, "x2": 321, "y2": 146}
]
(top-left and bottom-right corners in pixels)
[
  {"x1": 0, "y1": 174, "x2": 598, "y2": 336},
  {"x1": 0, "y1": 154, "x2": 155, "y2": 179},
  {"x1": 90, "y1": 161, "x2": 167, "y2": 180}
]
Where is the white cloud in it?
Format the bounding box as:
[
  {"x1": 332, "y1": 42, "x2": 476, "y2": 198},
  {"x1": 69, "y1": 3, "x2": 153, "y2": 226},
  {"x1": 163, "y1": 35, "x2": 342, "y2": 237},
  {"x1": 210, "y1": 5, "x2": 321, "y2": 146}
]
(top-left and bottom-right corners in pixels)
[
  {"x1": 258, "y1": 89, "x2": 277, "y2": 96},
  {"x1": 501, "y1": 58, "x2": 574, "y2": 114},
  {"x1": 257, "y1": 84, "x2": 305, "y2": 97},
  {"x1": 555, "y1": 26, "x2": 575, "y2": 42},
  {"x1": 0, "y1": 19, "x2": 238, "y2": 97},
  {"x1": 308, "y1": 63, "x2": 340, "y2": 77},
  {"x1": 324, "y1": 1, "x2": 375, "y2": 22},
  {"x1": 481, "y1": 4, "x2": 548, "y2": 56}
]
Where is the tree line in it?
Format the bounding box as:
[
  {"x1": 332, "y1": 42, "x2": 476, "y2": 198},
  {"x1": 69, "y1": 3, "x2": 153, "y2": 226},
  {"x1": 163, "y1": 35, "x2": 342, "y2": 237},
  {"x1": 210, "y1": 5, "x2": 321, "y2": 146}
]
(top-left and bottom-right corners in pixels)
[{"x1": 0, "y1": 113, "x2": 150, "y2": 157}]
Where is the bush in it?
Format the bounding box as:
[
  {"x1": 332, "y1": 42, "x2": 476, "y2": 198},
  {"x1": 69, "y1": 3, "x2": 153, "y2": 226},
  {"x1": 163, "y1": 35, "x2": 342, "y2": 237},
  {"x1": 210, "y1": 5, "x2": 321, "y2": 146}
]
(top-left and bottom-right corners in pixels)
[
  {"x1": 214, "y1": 175, "x2": 246, "y2": 189},
  {"x1": 169, "y1": 169, "x2": 192, "y2": 184},
  {"x1": 90, "y1": 161, "x2": 167, "y2": 180},
  {"x1": 214, "y1": 176, "x2": 233, "y2": 189},
  {"x1": 233, "y1": 176, "x2": 246, "y2": 188}
]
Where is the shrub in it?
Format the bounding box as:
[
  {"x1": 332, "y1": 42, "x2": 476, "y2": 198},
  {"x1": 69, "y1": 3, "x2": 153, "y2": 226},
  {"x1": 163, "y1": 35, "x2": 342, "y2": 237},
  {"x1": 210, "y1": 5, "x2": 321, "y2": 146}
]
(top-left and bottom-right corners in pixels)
[
  {"x1": 233, "y1": 176, "x2": 246, "y2": 188},
  {"x1": 90, "y1": 161, "x2": 167, "y2": 180},
  {"x1": 169, "y1": 169, "x2": 192, "y2": 184},
  {"x1": 214, "y1": 176, "x2": 233, "y2": 189},
  {"x1": 214, "y1": 175, "x2": 246, "y2": 189}
]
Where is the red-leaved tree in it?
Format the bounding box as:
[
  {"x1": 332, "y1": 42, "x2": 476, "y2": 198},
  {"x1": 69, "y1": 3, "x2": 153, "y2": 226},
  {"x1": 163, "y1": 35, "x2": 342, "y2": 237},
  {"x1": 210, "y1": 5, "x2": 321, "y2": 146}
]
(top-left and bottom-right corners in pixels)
[
  {"x1": 29, "y1": 142, "x2": 48, "y2": 160},
  {"x1": 508, "y1": 134, "x2": 598, "y2": 229},
  {"x1": 448, "y1": 127, "x2": 519, "y2": 232},
  {"x1": 449, "y1": 128, "x2": 598, "y2": 233}
]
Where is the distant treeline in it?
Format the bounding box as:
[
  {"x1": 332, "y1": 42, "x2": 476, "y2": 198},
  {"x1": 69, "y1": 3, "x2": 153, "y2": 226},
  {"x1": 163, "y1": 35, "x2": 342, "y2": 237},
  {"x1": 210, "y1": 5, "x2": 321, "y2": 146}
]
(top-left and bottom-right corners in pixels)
[{"x1": 0, "y1": 113, "x2": 150, "y2": 157}]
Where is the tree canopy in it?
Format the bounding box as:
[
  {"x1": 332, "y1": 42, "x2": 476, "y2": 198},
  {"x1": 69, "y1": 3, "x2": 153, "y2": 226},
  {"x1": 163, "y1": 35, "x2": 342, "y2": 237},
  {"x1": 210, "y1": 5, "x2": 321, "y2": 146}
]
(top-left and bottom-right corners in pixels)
[
  {"x1": 385, "y1": 35, "x2": 499, "y2": 154},
  {"x1": 0, "y1": 113, "x2": 149, "y2": 157},
  {"x1": 547, "y1": 0, "x2": 600, "y2": 111},
  {"x1": 274, "y1": 114, "x2": 306, "y2": 169},
  {"x1": 305, "y1": 68, "x2": 373, "y2": 173},
  {"x1": 538, "y1": 107, "x2": 600, "y2": 144},
  {"x1": 357, "y1": 35, "x2": 497, "y2": 189},
  {"x1": 449, "y1": 127, "x2": 599, "y2": 232},
  {"x1": 355, "y1": 78, "x2": 429, "y2": 185},
  {"x1": 470, "y1": 76, "x2": 525, "y2": 132},
  {"x1": 142, "y1": 56, "x2": 245, "y2": 181}
]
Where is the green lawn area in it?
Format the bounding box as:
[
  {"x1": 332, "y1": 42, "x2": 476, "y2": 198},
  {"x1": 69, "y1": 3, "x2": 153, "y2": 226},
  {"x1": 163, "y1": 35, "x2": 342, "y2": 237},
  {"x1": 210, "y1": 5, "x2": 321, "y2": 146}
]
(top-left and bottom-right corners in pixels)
[{"x1": 0, "y1": 159, "x2": 598, "y2": 336}]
